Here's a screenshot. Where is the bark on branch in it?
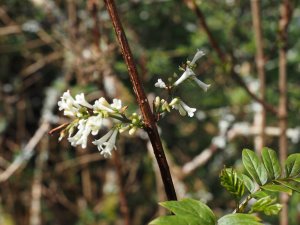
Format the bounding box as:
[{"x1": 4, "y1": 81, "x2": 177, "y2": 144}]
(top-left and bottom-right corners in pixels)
[{"x1": 103, "y1": 0, "x2": 177, "y2": 201}]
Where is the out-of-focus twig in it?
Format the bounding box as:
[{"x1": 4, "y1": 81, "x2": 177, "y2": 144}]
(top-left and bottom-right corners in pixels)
[
  {"x1": 29, "y1": 136, "x2": 48, "y2": 225},
  {"x1": 0, "y1": 122, "x2": 49, "y2": 183},
  {"x1": 0, "y1": 82, "x2": 62, "y2": 182},
  {"x1": 21, "y1": 51, "x2": 63, "y2": 77},
  {"x1": 113, "y1": 150, "x2": 130, "y2": 225},
  {"x1": 55, "y1": 153, "x2": 105, "y2": 173},
  {"x1": 0, "y1": 25, "x2": 21, "y2": 36},
  {"x1": 251, "y1": 0, "x2": 266, "y2": 152},
  {"x1": 278, "y1": 1, "x2": 293, "y2": 225}
]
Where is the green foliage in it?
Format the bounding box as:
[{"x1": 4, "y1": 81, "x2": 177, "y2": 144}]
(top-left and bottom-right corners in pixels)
[
  {"x1": 218, "y1": 214, "x2": 262, "y2": 225},
  {"x1": 220, "y1": 168, "x2": 245, "y2": 199},
  {"x1": 285, "y1": 154, "x2": 300, "y2": 178},
  {"x1": 149, "y1": 199, "x2": 216, "y2": 225},
  {"x1": 261, "y1": 147, "x2": 281, "y2": 180},
  {"x1": 151, "y1": 148, "x2": 300, "y2": 225},
  {"x1": 249, "y1": 196, "x2": 282, "y2": 215},
  {"x1": 242, "y1": 149, "x2": 268, "y2": 185}
]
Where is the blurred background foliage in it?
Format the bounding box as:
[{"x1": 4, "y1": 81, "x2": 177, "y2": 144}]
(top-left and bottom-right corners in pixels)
[{"x1": 0, "y1": 0, "x2": 300, "y2": 224}]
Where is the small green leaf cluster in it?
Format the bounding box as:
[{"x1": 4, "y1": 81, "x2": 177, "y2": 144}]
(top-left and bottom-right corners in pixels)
[
  {"x1": 234, "y1": 148, "x2": 300, "y2": 215},
  {"x1": 150, "y1": 147, "x2": 300, "y2": 225}
]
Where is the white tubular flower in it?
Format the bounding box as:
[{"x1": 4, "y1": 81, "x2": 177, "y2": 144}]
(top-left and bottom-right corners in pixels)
[
  {"x1": 170, "y1": 98, "x2": 196, "y2": 117},
  {"x1": 93, "y1": 97, "x2": 114, "y2": 113},
  {"x1": 154, "y1": 79, "x2": 167, "y2": 89},
  {"x1": 58, "y1": 90, "x2": 80, "y2": 117},
  {"x1": 92, "y1": 128, "x2": 119, "y2": 158},
  {"x1": 68, "y1": 119, "x2": 91, "y2": 148},
  {"x1": 191, "y1": 77, "x2": 211, "y2": 92},
  {"x1": 190, "y1": 49, "x2": 205, "y2": 65},
  {"x1": 86, "y1": 115, "x2": 106, "y2": 136},
  {"x1": 93, "y1": 97, "x2": 123, "y2": 113},
  {"x1": 174, "y1": 68, "x2": 194, "y2": 86},
  {"x1": 75, "y1": 93, "x2": 93, "y2": 109},
  {"x1": 110, "y1": 99, "x2": 122, "y2": 110},
  {"x1": 174, "y1": 67, "x2": 211, "y2": 92}
]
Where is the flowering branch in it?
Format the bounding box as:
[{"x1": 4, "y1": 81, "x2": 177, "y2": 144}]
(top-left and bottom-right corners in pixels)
[
  {"x1": 54, "y1": 0, "x2": 210, "y2": 203},
  {"x1": 103, "y1": 0, "x2": 178, "y2": 201}
]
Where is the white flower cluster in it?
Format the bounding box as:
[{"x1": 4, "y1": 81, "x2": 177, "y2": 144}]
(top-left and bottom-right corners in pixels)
[
  {"x1": 153, "y1": 50, "x2": 210, "y2": 118},
  {"x1": 57, "y1": 91, "x2": 142, "y2": 158},
  {"x1": 154, "y1": 96, "x2": 196, "y2": 118},
  {"x1": 56, "y1": 49, "x2": 211, "y2": 157}
]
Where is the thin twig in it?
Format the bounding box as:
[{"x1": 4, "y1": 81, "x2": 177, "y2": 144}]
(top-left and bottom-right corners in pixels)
[
  {"x1": 29, "y1": 136, "x2": 48, "y2": 225},
  {"x1": 0, "y1": 122, "x2": 49, "y2": 182},
  {"x1": 113, "y1": 150, "x2": 130, "y2": 225},
  {"x1": 103, "y1": 0, "x2": 177, "y2": 200}
]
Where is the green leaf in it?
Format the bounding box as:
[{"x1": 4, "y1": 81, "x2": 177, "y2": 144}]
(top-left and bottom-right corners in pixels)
[
  {"x1": 242, "y1": 149, "x2": 268, "y2": 185},
  {"x1": 150, "y1": 216, "x2": 198, "y2": 225},
  {"x1": 261, "y1": 147, "x2": 281, "y2": 180},
  {"x1": 292, "y1": 177, "x2": 300, "y2": 182},
  {"x1": 241, "y1": 174, "x2": 255, "y2": 193},
  {"x1": 275, "y1": 180, "x2": 300, "y2": 193},
  {"x1": 250, "y1": 196, "x2": 282, "y2": 216},
  {"x1": 261, "y1": 184, "x2": 292, "y2": 195},
  {"x1": 251, "y1": 191, "x2": 268, "y2": 199},
  {"x1": 220, "y1": 168, "x2": 245, "y2": 199},
  {"x1": 149, "y1": 199, "x2": 216, "y2": 225},
  {"x1": 264, "y1": 204, "x2": 282, "y2": 216},
  {"x1": 285, "y1": 154, "x2": 300, "y2": 178},
  {"x1": 218, "y1": 213, "x2": 262, "y2": 225}
]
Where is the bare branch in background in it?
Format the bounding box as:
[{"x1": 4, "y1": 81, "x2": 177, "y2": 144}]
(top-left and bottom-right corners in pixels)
[
  {"x1": 0, "y1": 83, "x2": 62, "y2": 182},
  {"x1": 29, "y1": 136, "x2": 48, "y2": 225},
  {"x1": 0, "y1": 122, "x2": 49, "y2": 182},
  {"x1": 113, "y1": 151, "x2": 131, "y2": 225},
  {"x1": 251, "y1": 0, "x2": 266, "y2": 152},
  {"x1": 278, "y1": 1, "x2": 293, "y2": 225}
]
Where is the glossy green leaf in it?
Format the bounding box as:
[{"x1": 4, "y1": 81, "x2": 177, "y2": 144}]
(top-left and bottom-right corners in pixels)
[
  {"x1": 251, "y1": 191, "x2": 268, "y2": 199},
  {"x1": 149, "y1": 199, "x2": 216, "y2": 225},
  {"x1": 218, "y1": 213, "x2": 262, "y2": 225},
  {"x1": 237, "y1": 173, "x2": 255, "y2": 193},
  {"x1": 150, "y1": 216, "x2": 198, "y2": 225},
  {"x1": 261, "y1": 147, "x2": 281, "y2": 180},
  {"x1": 242, "y1": 149, "x2": 268, "y2": 185},
  {"x1": 220, "y1": 168, "x2": 245, "y2": 199},
  {"x1": 275, "y1": 180, "x2": 300, "y2": 193},
  {"x1": 264, "y1": 204, "x2": 282, "y2": 215},
  {"x1": 285, "y1": 154, "x2": 300, "y2": 177},
  {"x1": 261, "y1": 184, "x2": 292, "y2": 195},
  {"x1": 250, "y1": 196, "x2": 282, "y2": 216}
]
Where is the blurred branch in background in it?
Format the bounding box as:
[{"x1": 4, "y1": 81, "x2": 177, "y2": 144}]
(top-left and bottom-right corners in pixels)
[
  {"x1": 0, "y1": 84, "x2": 61, "y2": 183},
  {"x1": 278, "y1": 0, "x2": 293, "y2": 224},
  {"x1": 251, "y1": 0, "x2": 266, "y2": 152}
]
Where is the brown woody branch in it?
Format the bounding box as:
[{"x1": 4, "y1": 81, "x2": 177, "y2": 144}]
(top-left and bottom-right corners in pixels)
[{"x1": 103, "y1": 0, "x2": 177, "y2": 201}]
